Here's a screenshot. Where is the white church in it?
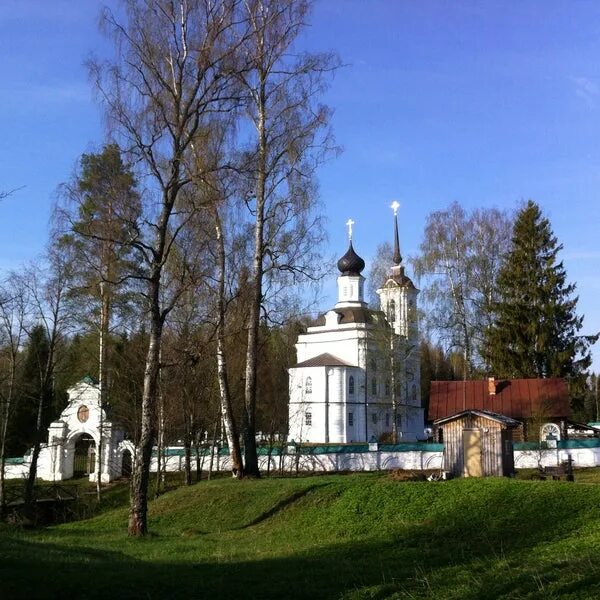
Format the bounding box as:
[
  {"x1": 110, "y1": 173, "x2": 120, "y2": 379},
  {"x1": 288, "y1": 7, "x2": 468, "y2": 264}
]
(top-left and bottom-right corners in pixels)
[{"x1": 288, "y1": 206, "x2": 425, "y2": 444}]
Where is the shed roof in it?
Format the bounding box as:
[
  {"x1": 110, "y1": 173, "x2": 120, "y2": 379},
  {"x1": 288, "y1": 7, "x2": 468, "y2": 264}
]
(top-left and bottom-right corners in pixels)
[
  {"x1": 293, "y1": 352, "x2": 355, "y2": 368},
  {"x1": 428, "y1": 378, "x2": 570, "y2": 421},
  {"x1": 434, "y1": 409, "x2": 521, "y2": 428}
]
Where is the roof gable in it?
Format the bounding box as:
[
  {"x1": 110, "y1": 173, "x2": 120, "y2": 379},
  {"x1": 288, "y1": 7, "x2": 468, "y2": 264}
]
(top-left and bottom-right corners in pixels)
[
  {"x1": 434, "y1": 409, "x2": 521, "y2": 427},
  {"x1": 293, "y1": 352, "x2": 356, "y2": 368}
]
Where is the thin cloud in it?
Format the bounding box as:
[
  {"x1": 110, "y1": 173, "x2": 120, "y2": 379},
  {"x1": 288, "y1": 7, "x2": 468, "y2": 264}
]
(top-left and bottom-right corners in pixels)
[{"x1": 571, "y1": 76, "x2": 600, "y2": 108}]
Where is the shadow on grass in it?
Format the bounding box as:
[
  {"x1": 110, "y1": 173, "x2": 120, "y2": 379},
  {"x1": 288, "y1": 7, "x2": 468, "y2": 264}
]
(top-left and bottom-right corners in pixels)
[
  {"x1": 1, "y1": 481, "x2": 598, "y2": 599},
  {"x1": 239, "y1": 483, "x2": 329, "y2": 529}
]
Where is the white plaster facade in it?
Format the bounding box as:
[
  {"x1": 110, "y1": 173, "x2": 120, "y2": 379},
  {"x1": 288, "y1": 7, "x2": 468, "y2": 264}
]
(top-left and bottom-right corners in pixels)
[
  {"x1": 288, "y1": 219, "x2": 425, "y2": 444},
  {"x1": 5, "y1": 379, "x2": 130, "y2": 482}
]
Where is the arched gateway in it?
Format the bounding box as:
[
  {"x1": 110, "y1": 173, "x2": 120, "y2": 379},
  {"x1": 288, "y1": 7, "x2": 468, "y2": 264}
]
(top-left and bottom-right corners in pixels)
[{"x1": 34, "y1": 378, "x2": 128, "y2": 482}]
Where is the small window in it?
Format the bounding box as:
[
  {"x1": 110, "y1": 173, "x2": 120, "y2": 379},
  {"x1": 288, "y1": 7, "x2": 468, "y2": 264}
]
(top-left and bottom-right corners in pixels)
[
  {"x1": 385, "y1": 380, "x2": 390, "y2": 397},
  {"x1": 389, "y1": 299, "x2": 396, "y2": 323},
  {"x1": 370, "y1": 358, "x2": 377, "y2": 372},
  {"x1": 77, "y1": 405, "x2": 89, "y2": 423},
  {"x1": 372, "y1": 413, "x2": 378, "y2": 424},
  {"x1": 371, "y1": 378, "x2": 377, "y2": 395},
  {"x1": 412, "y1": 384, "x2": 417, "y2": 402},
  {"x1": 305, "y1": 376, "x2": 312, "y2": 394},
  {"x1": 385, "y1": 413, "x2": 390, "y2": 427},
  {"x1": 348, "y1": 376, "x2": 355, "y2": 395},
  {"x1": 348, "y1": 412, "x2": 354, "y2": 427},
  {"x1": 396, "y1": 414, "x2": 402, "y2": 427},
  {"x1": 305, "y1": 412, "x2": 312, "y2": 426}
]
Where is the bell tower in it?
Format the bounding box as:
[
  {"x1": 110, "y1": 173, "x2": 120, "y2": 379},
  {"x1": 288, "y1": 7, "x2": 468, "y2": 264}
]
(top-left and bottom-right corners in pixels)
[{"x1": 376, "y1": 202, "x2": 419, "y2": 338}]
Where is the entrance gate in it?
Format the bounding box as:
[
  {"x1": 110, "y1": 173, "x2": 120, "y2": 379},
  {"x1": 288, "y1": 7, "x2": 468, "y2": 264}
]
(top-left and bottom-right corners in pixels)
[{"x1": 73, "y1": 434, "x2": 96, "y2": 477}]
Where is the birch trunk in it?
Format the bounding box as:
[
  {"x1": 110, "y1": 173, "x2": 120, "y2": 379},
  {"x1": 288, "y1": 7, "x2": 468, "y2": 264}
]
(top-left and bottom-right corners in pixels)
[
  {"x1": 96, "y1": 282, "x2": 110, "y2": 498},
  {"x1": 214, "y1": 210, "x2": 244, "y2": 477},
  {"x1": 243, "y1": 65, "x2": 267, "y2": 479},
  {"x1": 128, "y1": 300, "x2": 161, "y2": 536}
]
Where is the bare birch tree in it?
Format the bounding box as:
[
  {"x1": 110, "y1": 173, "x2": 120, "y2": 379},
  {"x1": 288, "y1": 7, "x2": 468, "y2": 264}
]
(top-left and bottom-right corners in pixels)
[
  {"x1": 0, "y1": 275, "x2": 29, "y2": 516},
  {"x1": 21, "y1": 250, "x2": 74, "y2": 511},
  {"x1": 90, "y1": 0, "x2": 241, "y2": 535},
  {"x1": 413, "y1": 202, "x2": 512, "y2": 376},
  {"x1": 237, "y1": 0, "x2": 338, "y2": 476}
]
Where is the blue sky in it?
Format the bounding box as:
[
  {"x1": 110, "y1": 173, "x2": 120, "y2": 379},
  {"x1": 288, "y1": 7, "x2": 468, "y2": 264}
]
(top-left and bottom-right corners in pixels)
[{"x1": 1, "y1": 1, "x2": 600, "y2": 368}]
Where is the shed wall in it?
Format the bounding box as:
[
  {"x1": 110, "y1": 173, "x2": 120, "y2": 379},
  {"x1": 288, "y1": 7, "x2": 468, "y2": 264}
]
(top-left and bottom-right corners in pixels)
[{"x1": 440, "y1": 415, "x2": 507, "y2": 477}]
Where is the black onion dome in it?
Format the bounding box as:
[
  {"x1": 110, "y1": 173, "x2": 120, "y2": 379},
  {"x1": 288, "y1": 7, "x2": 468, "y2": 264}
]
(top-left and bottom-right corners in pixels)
[{"x1": 337, "y1": 241, "x2": 365, "y2": 276}]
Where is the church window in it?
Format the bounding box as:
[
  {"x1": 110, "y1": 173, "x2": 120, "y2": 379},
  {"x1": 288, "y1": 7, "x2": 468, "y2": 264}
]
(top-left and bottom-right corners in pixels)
[
  {"x1": 412, "y1": 384, "x2": 417, "y2": 403},
  {"x1": 396, "y1": 414, "x2": 402, "y2": 427},
  {"x1": 385, "y1": 413, "x2": 390, "y2": 427},
  {"x1": 348, "y1": 412, "x2": 354, "y2": 426},
  {"x1": 370, "y1": 358, "x2": 377, "y2": 372},
  {"x1": 371, "y1": 413, "x2": 377, "y2": 424},
  {"x1": 305, "y1": 377, "x2": 312, "y2": 394},
  {"x1": 385, "y1": 380, "x2": 390, "y2": 396},
  {"x1": 349, "y1": 376, "x2": 355, "y2": 395},
  {"x1": 77, "y1": 405, "x2": 89, "y2": 423},
  {"x1": 371, "y1": 378, "x2": 377, "y2": 395},
  {"x1": 305, "y1": 412, "x2": 312, "y2": 426},
  {"x1": 389, "y1": 300, "x2": 396, "y2": 323}
]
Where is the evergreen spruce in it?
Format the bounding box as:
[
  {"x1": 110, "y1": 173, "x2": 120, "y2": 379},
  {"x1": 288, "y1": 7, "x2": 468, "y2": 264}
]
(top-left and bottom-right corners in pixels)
[{"x1": 487, "y1": 200, "x2": 597, "y2": 382}]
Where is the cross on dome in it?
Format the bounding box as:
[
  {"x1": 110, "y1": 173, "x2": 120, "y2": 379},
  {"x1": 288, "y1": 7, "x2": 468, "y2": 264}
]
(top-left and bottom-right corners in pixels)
[
  {"x1": 346, "y1": 218, "x2": 355, "y2": 240},
  {"x1": 391, "y1": 201, "x2": 402, "y2": 265}
]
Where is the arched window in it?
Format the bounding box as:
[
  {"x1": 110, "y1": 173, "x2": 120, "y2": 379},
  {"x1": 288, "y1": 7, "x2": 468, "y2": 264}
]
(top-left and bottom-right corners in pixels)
[
  {"x1": 370, "y1": 358, "x2": 377, "y2": 372},
  {"x1": 389, "y1": 299, "x2": 396, "y2": 323},
  {"x1": 385, "y1": 380, "x2": 390, "y2": 397},
  {"x1": 348, "y1": 375, "x2": 355, "y2": 395},
  {"x1": 371, "y1": 378, "x2": 377, "y2": 395},
  {"x1": 305, "y1": 377, "x2": 312, "y2": 394},
  {"x1": 411, "y1": 384, "x2": 417, "y2": 403}
]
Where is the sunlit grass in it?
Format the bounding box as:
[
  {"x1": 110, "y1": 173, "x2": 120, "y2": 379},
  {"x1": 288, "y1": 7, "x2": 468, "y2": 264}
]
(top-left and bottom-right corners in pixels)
[{"x1": 2, "y1": 473, "x2": 600, "y2": 598}]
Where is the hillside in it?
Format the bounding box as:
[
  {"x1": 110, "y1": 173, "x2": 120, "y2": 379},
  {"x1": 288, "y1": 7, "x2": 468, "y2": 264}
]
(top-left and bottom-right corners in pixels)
[{"x1": 1, "y1": 474, "x2": 600, "y2": 599}]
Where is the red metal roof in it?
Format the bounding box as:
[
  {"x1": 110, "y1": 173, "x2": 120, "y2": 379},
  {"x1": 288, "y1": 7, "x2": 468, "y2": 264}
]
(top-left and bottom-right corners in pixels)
[{"x1": 428, "y1": 378, "x2": 571, "y2": 421}]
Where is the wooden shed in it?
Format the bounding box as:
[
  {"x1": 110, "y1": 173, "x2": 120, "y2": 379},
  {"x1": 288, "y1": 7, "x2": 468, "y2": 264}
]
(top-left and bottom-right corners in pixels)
[{"x1": 434, "y1": 410, "x2": 520, "y2": 478}]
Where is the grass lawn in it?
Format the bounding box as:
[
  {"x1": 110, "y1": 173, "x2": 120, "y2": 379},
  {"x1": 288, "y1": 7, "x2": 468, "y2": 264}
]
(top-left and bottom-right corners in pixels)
[{"x1": 1, "y1": 473, "x2": 600, "y2": 599}]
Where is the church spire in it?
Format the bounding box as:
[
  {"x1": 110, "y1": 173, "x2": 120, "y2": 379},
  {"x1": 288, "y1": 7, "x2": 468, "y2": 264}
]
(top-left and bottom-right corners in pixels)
[{"x1": 391, "y1": 201, "x2": 402, "y2": 265}]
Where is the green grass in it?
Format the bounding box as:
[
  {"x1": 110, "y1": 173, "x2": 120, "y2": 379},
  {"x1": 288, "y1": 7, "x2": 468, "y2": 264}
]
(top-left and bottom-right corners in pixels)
[{"x1": 2, "y1": 473, "x2": 600, "y2": 599}]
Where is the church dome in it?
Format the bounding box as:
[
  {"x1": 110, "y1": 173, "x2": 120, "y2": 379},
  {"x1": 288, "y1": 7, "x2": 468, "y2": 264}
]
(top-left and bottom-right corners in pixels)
[{"x1": 337, "y1": 241, "x2": 365, "y2": 276}]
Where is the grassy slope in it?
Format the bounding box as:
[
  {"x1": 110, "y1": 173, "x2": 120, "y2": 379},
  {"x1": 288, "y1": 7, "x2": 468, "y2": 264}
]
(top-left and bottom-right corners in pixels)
[{"x1": 1, "y1": 474, "x2": 600, "y2": 599}]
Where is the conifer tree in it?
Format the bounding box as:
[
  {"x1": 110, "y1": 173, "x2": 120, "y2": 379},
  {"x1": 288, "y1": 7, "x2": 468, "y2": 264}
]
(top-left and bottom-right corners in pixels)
[{"x1": 486, "y1": 200, "x2": 596, "y2": 382}]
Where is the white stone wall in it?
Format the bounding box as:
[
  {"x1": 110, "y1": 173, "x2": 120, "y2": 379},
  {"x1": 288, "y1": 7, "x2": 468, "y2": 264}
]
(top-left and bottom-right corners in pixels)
[
  {"x1": 514, "y1": 447, "x2": 600, "y2": 469},
  {"x1": 7, "y1": 445, "x2": 600, "y2": 480}
]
